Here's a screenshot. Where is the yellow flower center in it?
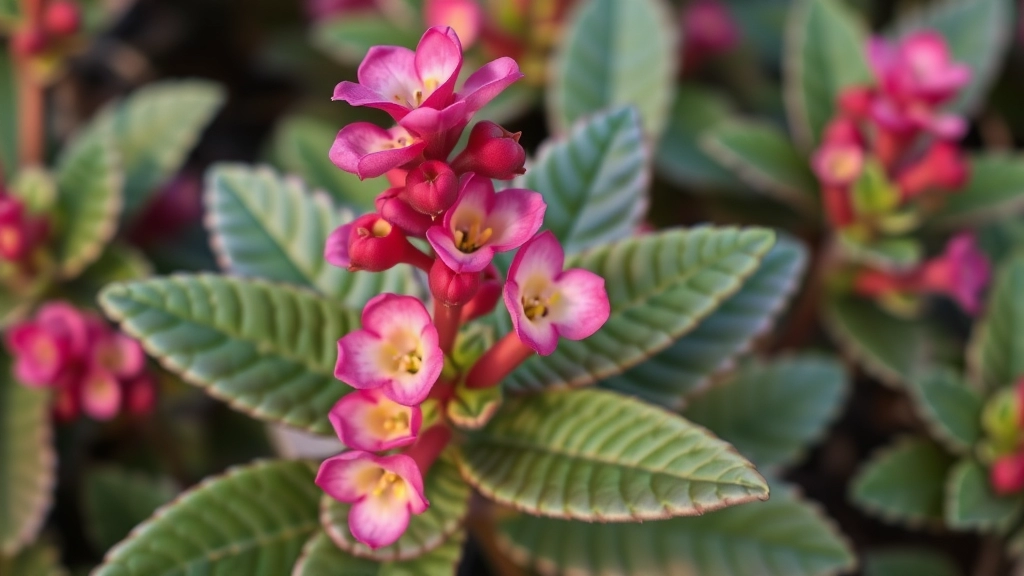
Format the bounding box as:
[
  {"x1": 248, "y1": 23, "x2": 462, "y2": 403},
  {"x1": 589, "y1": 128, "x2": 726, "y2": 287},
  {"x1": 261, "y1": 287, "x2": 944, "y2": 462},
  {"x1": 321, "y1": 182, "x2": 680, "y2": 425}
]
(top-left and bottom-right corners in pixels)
[
  {"x1": 372, "y1": 471, "x2": 407, "y2": 499},
  {"x1": 454, "y1": 221, "x2": 493, "y2": 253},
  {"x1": 381, "y1": 330, "x2": 424, "y2": 376},
  {"x1": 522, "y1": 291, "x2": 560, "y2": 321}
]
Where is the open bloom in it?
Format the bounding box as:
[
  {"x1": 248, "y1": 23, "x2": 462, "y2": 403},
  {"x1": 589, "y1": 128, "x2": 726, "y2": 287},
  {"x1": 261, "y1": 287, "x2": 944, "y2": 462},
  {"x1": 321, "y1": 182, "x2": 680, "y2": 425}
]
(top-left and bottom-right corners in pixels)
[
  {"x1": 6, "y1": 303, "x2": 88, "y2": 387},
  {"x1": 81, "y1": 368, "x2": 123, "y2": 421},
  {"x1": 867, "y1": 31, "x2": 971, "y2": 105},
  {"x1": 90, "y1": 329, "x2": 146, "y2": 379},
  {"x1": 812, "y1": 141, "x2": 864, "y2": 187},
  {"x1": 335, "y1": 294, "x2": 443, "y2": 406},
  {"x1": 918, "y1": 233, "x2": 990, "y2": 315},
  {"x1": 330, "y1": 123, "x2": 426, "y2": 180},
  {"x1": 328, "y1": 389, "x2": 422, "y2": 452},
  {"x1": 504, "y1": 231, "x2": 610, "y2": 355},
  {"x1": 426, "y1": 174, "x2": 545, "y2": 273},
  {"x1": 896, "y1": 141, "x2": 969, "y2": 199},
  {"x1": 316, "y1": 451, "x2": 428, "y2": 549}
]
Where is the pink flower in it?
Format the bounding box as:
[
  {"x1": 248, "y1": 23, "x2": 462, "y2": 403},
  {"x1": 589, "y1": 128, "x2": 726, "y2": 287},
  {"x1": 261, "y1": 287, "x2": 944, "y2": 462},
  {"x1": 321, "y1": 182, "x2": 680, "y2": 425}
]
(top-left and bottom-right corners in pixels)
[
  {"x1": 375, "y1": 188, "x2": 434, "y2": 236},
  {"x1": 306, "y1": 0, "x2": 375, "y2": 21},
  {"x1": 316, "y1": 451, "x2": 428, "y2": 549},
  {"x1": 919, "y1": 233, "x2": 991, "y2": 315},
  {"x1": 125, "y1": 374, "x2": 157, "y2": 416},
  {"x1": 867, "y1": 31, "x2": 971, "y2": 106},
  {"x1": 403, "y1": 160, "x2": 459, "y2": 215},
  {"x1": 896, "y1": 141, "x2": 969, "y2": 199},
  {"x1": 6, "y1": 303, "x2": 88, "y2": 387},
  {"x1": 333, "y1": 27, "x2": 464, "y2": 120},
  {"x1": 870, "y1": 96, "x2": 967, "y2": 139},
  {"x1": 328, "y1": 389, "x2": 422, "y2": 452},
  {"x1": 426, "y1": 174, "x2": 545, "y2": 273},
  {"x1": 425, "y1": 0, "x2": 482, "y2": 48},
  {"x1": 682, "y1": 0, "x2": 740, "y2": 63},
  {"x1": 992, "y1": 452, "x2": 1024, "y2": 495},
  {"x1": 81, "y1": 368, "x2": 122, "y2": 421},
  {"x1": 0, "y1": 195, "x2": 47, "y2": 261},
  {"x1": 450, "y1": 121, "x2": 526, "y2": 180},
  {"x1": 329, "y1": 123, "x2": 426, "y2": 180},
  {"x1": 335, "y1": 294, "x2": 443, "y2": 406},
  {"x1": 90, "y1": 331, "x2": 145, "y2": 379},
  {"x1": 504, "y1": 232, "x2": 610, "y2": 355},
  {"x1": 812, "y1": 142, "x2": 864, "y2": 187},
  {"x1": 325, "y1": 214, "x2": 433, "y2": 272}
]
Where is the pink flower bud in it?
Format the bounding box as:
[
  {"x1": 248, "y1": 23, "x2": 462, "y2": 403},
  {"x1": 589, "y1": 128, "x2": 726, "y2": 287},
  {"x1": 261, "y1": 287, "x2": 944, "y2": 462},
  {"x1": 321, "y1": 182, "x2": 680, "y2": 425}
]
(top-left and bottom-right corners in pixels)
[
  {"x1": 451, "y1": 121, "x2": 526, "y2": 180},
  {"x1": 340, "y1": 214, "x2": 410, "y2": 272},
  {"x1": 992, "y1": 452, "x2": 1024, "y2": 495},
  {"x1": 896, "y1": 142, "x2": 969, "y2": 199},
  {"x1": 425, "y1": 0, "x2": 483, "y2": 48},
  {"x1": 0, "y1": 197, "x2": 32, "y2": 261},
  {"x1": 82, "y1": 368, "x2": 122, "y2": 421},
  {"x1": 125, "y1": 374, "x2": 157, "y2": 416},
  {"x1": 44, "y1": 1, "x2": 81, "y2": 37},
  {"x1": 376, "y1": 188, "x2": 434, "y2": 236},
  {"x1": 918, "y1": 233, "x2": 990, "y2": 316},
  {"x1": 822, "y1": 117, "x2": 864, "y2": 146},
  {"x1": 812, "y1": 142, "x2": 864, "y2": 188},
  {"x1": 681, "y1": 0, "x2": 740, "y2": 68},
  {"x1": 838, "y1": 87, "x2": 874, "y2": 119},
  {"x1": 403, "y1": 160, "x2": 459, "y2": 215},
  {"x1": 11, "y1": 28, "x2": 48, "y2": 57},
  {"x1": 461, "y1": 263, "x2": 501, "y2": 322},
  {"x1": 429, "y1": 258, "x2": 479, "y2": 307}
]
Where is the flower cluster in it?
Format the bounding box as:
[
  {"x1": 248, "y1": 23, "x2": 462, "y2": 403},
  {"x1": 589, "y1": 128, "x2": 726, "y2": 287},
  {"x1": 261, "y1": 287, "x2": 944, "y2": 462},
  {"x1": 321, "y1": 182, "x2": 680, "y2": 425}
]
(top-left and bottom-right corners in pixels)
[
  {"x1": 5, "y1": 302, "x2": 156, "y2": 421},
  {"x1": 10, "y1": 0, "x2": 82, "y2": 58},
  {"x1": 811, "y1": 32, "x2": 990, "y2": 315},
  {"x1": 0, "y1": 191, "x2": 49, "y2": 266},
  {"x1": 981, "y1": 381, "x2": 1024, "y2": 495},
  {"x1": 315, "y1": 27, "x2": 610, "y2": 550}
]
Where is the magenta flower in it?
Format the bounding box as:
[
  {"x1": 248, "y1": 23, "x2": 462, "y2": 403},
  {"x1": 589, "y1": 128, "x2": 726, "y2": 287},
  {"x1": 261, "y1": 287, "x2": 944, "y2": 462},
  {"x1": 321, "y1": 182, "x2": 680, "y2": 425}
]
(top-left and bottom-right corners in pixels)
[
  {"x1": 811, "y1": 142, "x2": 864, "y2": 187},
  {"x1": 6, "y1": 303, "x2": 88, "y2": 387},
  {"x1": 870, "y1": 96, "x2": 966, "y2": 139},
  {"x1": 328, "y1": 389, "x2": 422, "y2": 452},
  {"x1": 316, "y1": 451, "x2": 428, "y2": 549},
  {"x1": 90, "y1": 330, "x2": 145, "y2": 379},
  {"x1": 81, "y1": 368, "x2": 122, "y2": 421},
  {"x1": 867, "y1": 31, "x2": 971, "y2": 106},
  {"x1": 919, "y1": 233, "x2": 991, "y2": 316},
  {"x1": 335, "y1": 294, "x2": 443, "y2": 406},
  {"x1": 426, "y1": 174, "x2": 545, "y2": 273},
  {"x1": 329, "y1": 123, "x2": 426, "y2": 180},
  {"x1": 504, "y1": 232, "x2": 610, "y2": 355},
  {"x1": 424, "y1": 0, "x2": 482, "y2": 47}
]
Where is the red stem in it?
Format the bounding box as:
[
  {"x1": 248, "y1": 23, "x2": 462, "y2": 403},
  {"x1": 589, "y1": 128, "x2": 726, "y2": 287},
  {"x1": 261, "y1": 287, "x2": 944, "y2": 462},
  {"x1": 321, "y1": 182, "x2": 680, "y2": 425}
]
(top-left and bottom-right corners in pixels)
[
  {"x1": 465, "y1": 331, "x2": 535, "y2": 389},
  {"x1": 402, "y1": 242, "x2": 435, "y2": 273},
  {"x1": 433, "y1": 299, "x2": 462, "y2": 356},
  {"x1": 16, "y1": 0, "x2": 46, "y2": 167},
  {"x1": 404, "y1": 425, "x2": 451, "y2": 474}
]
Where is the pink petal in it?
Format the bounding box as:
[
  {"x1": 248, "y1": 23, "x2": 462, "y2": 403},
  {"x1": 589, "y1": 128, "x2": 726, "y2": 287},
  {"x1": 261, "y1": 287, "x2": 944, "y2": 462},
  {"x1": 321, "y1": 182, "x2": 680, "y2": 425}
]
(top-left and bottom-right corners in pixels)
[
  {"x1": 329, "y1": 123, "x2": 426, "y2": 179},
  {"x1": 866, "y1": 36, "x2": 896, "y2": 80},
  {"x1": 550, "y1": 268, "x2": 610, "y2": 341},
  {"x1": 348, "y1": 493, "x2": 412, "y2": 549},
  {"x1": 398, "y1": 100, "x2": 468, "y2": 137},
  {"x1": 92, "y1": 334, "x2": 145, "y2": 379},
  {"x1": 379, "y1": 326, "x2": 442, "y2": 406},
  {"x1": 426, "y1": 225, "x2": 496, "y2": 273},
  {"x1": 327, "y1": 389, "x2": 421, "y2": 451},
  {"x1": 332, "y1": 81, "x2": 410, "y2": 120},
  {"x1": 356, "y1": 45, "x2": 419, "y2": 106},
  {"x1": 377, "y1": 453, "x2": 428, "y2": 513},
  {"x1": 38, "y1": 302, "x2": 89, "y2": 358},
  {"x1": 8, "y1": 324, "x2": 68, "y2": 386},
  {"x1": 316, "y1": 451, "x2": 381, "y2": 503},
  {"x1": 458, "y1": 57, "x2": 523, "y2": 113},
  {"x1": 503, "y1": 279, "x2": 560, "y2": 355},
  {"x1": 335, "y1": 331, "x2": 391, "y2": 390},
  {"x1": 82, "y1": 369, "x2": 122, "y2": 421},
  {"x1": 507, "y1": 231, "x2": 564, "y2": 286},
  {"x1": 485, "y1": 188, "x2": 546, "y2": 251},
  {"x1": 425, "y1": 0, "x2": 482, "y2": 47},
  {"x1": 360, "y1": 294, "x2": 434, "y2": 338},
  {"x1": 414, "y1": 26, "x2": 463, "y2": 109},
  {"x1": 325, "y1": 223, "x2": 354, "y2": 269}
]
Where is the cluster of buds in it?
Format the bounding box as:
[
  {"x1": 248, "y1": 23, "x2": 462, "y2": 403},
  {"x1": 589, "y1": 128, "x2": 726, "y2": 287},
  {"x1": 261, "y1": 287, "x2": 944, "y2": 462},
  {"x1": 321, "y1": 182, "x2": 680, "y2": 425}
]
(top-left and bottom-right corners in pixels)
[
  {"x1": 0, "y1": 190, "x2": 48, "y2": 266},
  {"x1": 10, "y1": 0, "x2": 82, "y2": 58},
  {"x1": 5, "y1": 302, "x2": 156, "y2": 421},
  {"x1": 981, "y1": 380, "x2": 1024, "y2": 495},
  {"x1": 813, "y1": 31, "x2": 971, "y2": 234},
  {"x1": 315, "y1": 27, "x2": 610, "y2": 549}
]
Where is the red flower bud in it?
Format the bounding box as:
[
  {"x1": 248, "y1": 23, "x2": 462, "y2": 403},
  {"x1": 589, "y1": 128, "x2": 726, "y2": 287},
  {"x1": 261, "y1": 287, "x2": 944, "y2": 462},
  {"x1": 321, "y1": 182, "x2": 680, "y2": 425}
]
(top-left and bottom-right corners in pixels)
[
  {"x1": 451, "y1": 121, "x2": 526, "y2": 180},
  {"x1": 838, "y1": 86, "x2": 874, "y2": 119},
  {"x1": 429, "y1": 258, "x2": 479, "y2": 307},
  {"x1": 44, "y1": 0, "x2": 81, "y2": 36},
  {"x1": 460, "y1": 263, "x2": 502, "y2": 322},
  {"x1": 0, "y1": 196, "x2": 34, "y2": 261},
  {"x1": 347, "y1": 214, "x2": 412, "y2": 272},
  {"x1": 822, "y1": 117, "x2": 864, "y2": 146},
  {"x1": 403, "y1": 161, "x2": 459, "y2": 215},
  {"x1": 897, "y1": 142, "x2": 969, "y2": 200},
  {"x1": 125, "y1": 374, "x2": 157, "y2": 416},
  {"x1": 11, "y1": 28, "x2": 48, "y2": 57},
  {"x1": 992, "y1": 452, "x2": 1024, "y2": 495},
  {"x1": 376, "y1": 187, "x2": 433, "y2": 236}
]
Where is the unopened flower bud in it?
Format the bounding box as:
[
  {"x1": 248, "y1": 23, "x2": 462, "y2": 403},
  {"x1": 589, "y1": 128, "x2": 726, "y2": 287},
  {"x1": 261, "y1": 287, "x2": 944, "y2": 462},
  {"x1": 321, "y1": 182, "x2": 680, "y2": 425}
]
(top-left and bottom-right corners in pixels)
[
  {"x1": 451, "y1": 121, "x2": 526, "y2": 180},
  {"x1": 346, "y1": 214, "x2": 410, "y2": 272},
  {"x1": 0, "y1": 196, "x2": 37, "y2": 261},
  {"x1": 11, "y1": 28, "x2": 48, "y2": 57},
  {"x1": 429, "y1": 258, "x2": 479, "y2": 307},
  {"x1": 125, "y1": 374, "x2": 157, "y2": 416},
  {"x1": 403, "y1": 161, "x2": 459, "y2": 215},
  {"x1": 838, "y1": 87, "x2": 874, "y2": 119},
  {"x1": 897, "y1": 142, "x2": 969, "y2": 199},
  {"x1": 376, "y1": 188, "x2": 433, "y2": 236},
  {"x1": 44, "y1": 0, "x2": 81, "y2": 36},
  {"x1": 992, "y1": 452, "x2": 1024, "y2": 495}
]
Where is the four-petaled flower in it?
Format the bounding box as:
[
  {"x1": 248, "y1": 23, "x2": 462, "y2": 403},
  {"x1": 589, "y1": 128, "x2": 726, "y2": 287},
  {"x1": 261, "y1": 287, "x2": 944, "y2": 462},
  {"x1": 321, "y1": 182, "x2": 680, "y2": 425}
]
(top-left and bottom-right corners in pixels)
[
  {"x1": 330, "y1": 123, "x2": 426, "y2": 180},
  {"x1": 328, "y1": 389, "x2": 423, "y2": 452}
]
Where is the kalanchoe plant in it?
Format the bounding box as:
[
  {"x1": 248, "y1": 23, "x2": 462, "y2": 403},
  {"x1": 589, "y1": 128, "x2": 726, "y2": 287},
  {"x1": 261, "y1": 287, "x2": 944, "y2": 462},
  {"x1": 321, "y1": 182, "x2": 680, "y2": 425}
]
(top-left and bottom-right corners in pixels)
[{"x1": 89, "y1": 25, "x2": 856, "y2": 576}]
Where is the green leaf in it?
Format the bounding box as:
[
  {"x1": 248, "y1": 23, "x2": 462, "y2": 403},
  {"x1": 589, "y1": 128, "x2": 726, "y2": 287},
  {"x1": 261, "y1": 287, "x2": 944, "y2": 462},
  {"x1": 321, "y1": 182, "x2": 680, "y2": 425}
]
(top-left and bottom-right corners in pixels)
[
  {"x1": 968, "y1": 255, "x2": 1024, "y2": 392},
  {"x1": 0, "y1": 376, "x2": 54, "y2": 556},
  {"x1": 498, "y1": 481, "x2": 854, "y2": 576},
  {"x1": 82, "y1": 467, "x2": 177, "y2": 552},
  {"x1": 932, "y1": 155, "x2": 1024, "y2": 229},
  {"x1": 891, "y1": 0, "x2": 1013, "y2": 117},
  {"x1": 71, "y1": 243, "x2": 152, "y2": 291},
  {"x1": 514, "y1": 106, "x2": 648, "y2": 254},
  {"x1": 701, "y1": 119, "x2": 819, "y2": 214},
  {"x1": 945, "y1": 458, "x2": 1024, "y2": 531},
  {"x1": 269, "y1": 115, "x2": 389, "y2": 210},
  {"x1": 446, "y1": 383, "x2": 502, "y2": 431},
  {"x1": 312, "y1": 14, "x2": 421, "y2": 65},
  {"x1": 99, "y1": 274, "x2": 359, "y2": 435},
  {"x1": 78, "y1": 80, "x2": 224, "y2": 218},
  {"x1": 784, "y1": 0, "x2": 872, "y2": 148},
  {"x1": 909, "y1": 367, "x2": 983, "y2": 454},
  {"x1": 10, "y1": 167, "x2": 56, "y2": 214},
  {"x1": 683, "y1": 355, "x2": 848, "y2": 469},
  {"x1": 655, "y1": 86, "x2": 744, "y2": 191},
  {"x1": 321, "y1": 451, "x2": 470, "y2": 561},
  {"x1": 4, "y1": 543, "x2": 68, "y2": 576},
  {"x1": 851, "y1": 437, "x2": 954, "y2": 527},
  {"x1": 502, "y1": 227, "x2": 776, "y2": 393},
  {"x1": 823, "y1": 293, "x2": 931, "y2": 387},
  {"x1": 837, "y1": 235, "x2": 923, "y2": 272},
  {"x1": 863, "y1": 548, "x2": 960, "y2": 576},
  {"x1": 54, "y1": 132, "x2": 123, "y2": 279},
  {"x1": 0, "y1": 46, "x2": 16, "y2": 174},
  {"x1": 204, "y1": 164, "x2": 419, "y2": 308},
  {"x1": 293, "y1": 530, "x2": 464, "y2": 576},
  {"x1": 548, "y1": 0, "x2": 677, "y2": 137},
  {"x1": 459, "y1": 388, "x2": 768, "y2": 521},
  {"x1": 93, "y1": 460, "x2": 320, "y2": 576},
  {"x1": 600, "y1": 235, "x2": 807, "y2": 406}
]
